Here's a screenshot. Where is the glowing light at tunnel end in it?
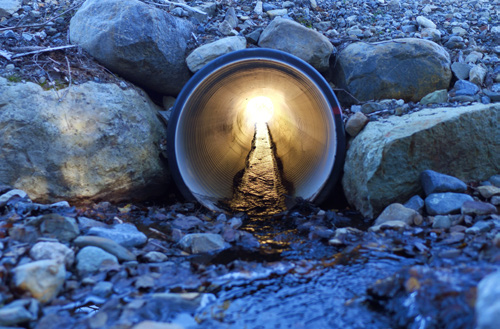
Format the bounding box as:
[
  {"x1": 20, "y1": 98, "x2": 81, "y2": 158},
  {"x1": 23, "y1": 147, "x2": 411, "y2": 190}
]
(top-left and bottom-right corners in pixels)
[{"x1": 246, "y1": 96, "x2": 274, "y2": 123}]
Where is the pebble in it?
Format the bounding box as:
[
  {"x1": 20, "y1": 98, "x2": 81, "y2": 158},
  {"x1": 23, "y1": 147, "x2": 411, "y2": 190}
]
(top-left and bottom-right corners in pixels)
[
  {"x1": 450, "y1": 80, "x2": 480, "y2": 96},
  {"x1": 345, "y1": 112, "x2": 369, "y2": 137},
  {"x1": 477, "y1": 185, "x2": 500, "y2": 199},
  {"x1": 419, "y1": 89, "x2": 448, "y2": 105},
  {"x1": 92, "y1": 281, "x2": 114, "y2": 298},
  {"x1": 420, "y1": 170, "x2": 467, "y2": 196},
  {"x1": 425, "y1": 192, "x2": 474, "y2": 215},
  {"x1": 469, "y1": 64, "x2": 487, "y2": 86},
  {"x1": 0, "y1": 298, "x2": 39, "y2": 327},
  {"x1": 461, "y1": 200, "x2": 497, "y2": 216},
  {"x1": 416, "y1": 16, "x2": 436, "y2": 29},
  {"x1": 73, "y1": 235, "x2": 136, "y2": 262},
  {"x1": 88, "y1": 223, "x2": 147, "y2": 248},
  {"x1": 465, "y1": 221, "x2": 494, "y2": 234},
  {"x1": 403, "y1": 195, "x2": 425, "y2": 214},
  {"x1": 76, "y1": 246, "x2": 119, "y2": 275},
  {"x1": 179, "y1": 233, "x2": 226, "y2": 254},
  {"x1": 451, "y1": 62, "x2": 472, "y2": 80},
  {"x1": 432, "y1": 215, "x2": 451, "y2": 229},
  {"x1": 476, "y1": 271, "x2": 500, "y2": 329},
  {"x1": 374, "y1": 203, "x2": 422, "y2": 226},
  {"x1": 40, "y1": 214, "x2": 80, "y2": 242},
  {"x1": 143, "y1": 251, "x2": 168, "y2": 263},
  {"x1": 29, "y1": 241, "x2": 75, "y2": 267}
]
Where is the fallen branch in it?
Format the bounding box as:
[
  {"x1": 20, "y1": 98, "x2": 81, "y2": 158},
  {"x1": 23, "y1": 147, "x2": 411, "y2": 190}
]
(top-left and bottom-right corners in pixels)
[
  {"x1": 11, "y1": 45, "x2": 76, "y2": 59},
  {"x1": 153, "y1": 0, "x2": 207, "y2": 14}
]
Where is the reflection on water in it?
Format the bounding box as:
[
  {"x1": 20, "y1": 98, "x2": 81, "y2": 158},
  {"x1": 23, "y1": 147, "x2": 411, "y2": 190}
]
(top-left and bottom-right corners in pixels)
[{"x1": 230, "y1": 122, "x2": 288, "y2": 217}]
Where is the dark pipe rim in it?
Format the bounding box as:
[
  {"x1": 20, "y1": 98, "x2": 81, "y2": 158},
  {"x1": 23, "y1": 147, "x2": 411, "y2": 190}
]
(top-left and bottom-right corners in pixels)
[{"x1": 167, "y1": 48, "x2": 346, "y2": 206}]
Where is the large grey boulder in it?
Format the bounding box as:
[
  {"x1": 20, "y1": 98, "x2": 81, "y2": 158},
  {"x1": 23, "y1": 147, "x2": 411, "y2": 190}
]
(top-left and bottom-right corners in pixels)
[
  {"x1": 0, "y1": 77, "x2": 169, "y2": 204},
  {"x1": 0, "y1": 0, "x2": 21, "y2": 17},
  {"x1": 69, "y1": 0, "x2": 193, "y2": 95},
  {"x1": 186, "y1": 36, "x2": 247, "y2": 73},
  {"x1": 333, "y1": 38, "x2": 451, "y2": 102},
  {"x1": 342, "y1": 103, "x2": 500, "y2": 218},
  {"x1": 258, "y1": 17, "x2": 334, "y2": 72}
]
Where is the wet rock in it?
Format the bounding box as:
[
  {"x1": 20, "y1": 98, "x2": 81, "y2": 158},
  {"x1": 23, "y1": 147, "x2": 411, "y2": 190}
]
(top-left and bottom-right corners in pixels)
[
  {"x1": 69, "y1": 0, "x2": 193, "y2": 95},
  {"x1": 92, "y1": 281, "x2": 114, "y2": 298},
  {"x1": 403, "y1": 195, "x2": 425, "y2": 214},
  {"x1": 420, "y1": 170, "x2": 467, "y2": 196},
  {"x1": 40, "y1": 214, "x2": 79, "y2": 242},
  {"x1": 477, "y1": 185, "x2": 500, "y2": 199},
  {"x1": 343, "y1": 103, "x2": 499, "y2": 218},
  {"x1": 465, "y1": 221, "x2": 494, "y2": 234},
  {"x1": 12, "y1": 260, "x2": 65, "y2": 303},
  {"x1": 88, "y1": 223, "x2": 147, "y2": 248},
  {"x1": 451, "y1": 62, "x2": 472, "y2": 80},
  {"x1": 0, "y1": 0, "x2": 21, "y2": 17},
  {"x1": 345, "y1": 112, "x2": 369, "y2": 137},
  {"x1": 333, "y1": 38, "x2": 451, "y2": 102},
  {"x1": 258, "y1": 17, "x2": 334, "y2": 72},
  {"x1": 425, "y1": 193, "x2": 474, "y2": 215},
  {"x1": 0, "y1": 298, "x2": 39, "y2": 326},
  {"x1": 461, "y1": 200, "x2": 497, "y2": 216},
  {"x1": 432, "y1": 215, "x2": 451, "y2": 229},
  {"x1": 29, "y1": 241, "x2": 75, "y2": 267},
  {"x1": 420, "y1": 89, "x2": 448, "y2": 105},
  {"x1": 73, "y1": 236, "x2": 136, "y2": 262},
  {"x1": 179, "y1": 233, "x2": 226, "y2": 254},
  {"x1": 76, "y1": 246, "x2": 119, "y2": 275},
  {"x1": 476, "y1": 271, "x2": 500, "y2": 329},
  {"x1": 0, "y1": 78, "x2": 168, "y2": 204},
  {"x1": 186, "y1": 36, "x2": 246, "y2": 73},
  {"x1": 374, "y1": 203, "x2": 423, "y2": 226}
]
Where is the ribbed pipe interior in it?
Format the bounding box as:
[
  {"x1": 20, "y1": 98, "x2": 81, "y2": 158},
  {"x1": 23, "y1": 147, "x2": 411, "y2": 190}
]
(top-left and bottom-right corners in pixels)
[{"x1": 174, "y1": 58, "x2": 337, "y2": 210}]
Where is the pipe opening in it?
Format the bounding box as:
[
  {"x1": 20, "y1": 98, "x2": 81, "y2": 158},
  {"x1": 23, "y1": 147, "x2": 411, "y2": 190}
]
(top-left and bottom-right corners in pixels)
[{"x1": 168, "y1": 49, "x2": 345, "y2": 214}]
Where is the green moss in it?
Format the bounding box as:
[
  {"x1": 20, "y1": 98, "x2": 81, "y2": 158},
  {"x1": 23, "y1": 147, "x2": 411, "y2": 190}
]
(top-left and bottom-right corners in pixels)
[{"x1": 6, "y1": 74, "x2": 22, "y2": 83}]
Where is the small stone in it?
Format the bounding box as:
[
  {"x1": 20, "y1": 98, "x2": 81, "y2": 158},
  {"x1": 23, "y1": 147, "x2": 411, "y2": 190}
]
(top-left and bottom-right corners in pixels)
[
  {"x1": 420, "y1": 89, "x2": 448, "y2": 105},
  {"x1": 74, "y1": 236, "x2": 136, "y2": 262},
  {"x1": 132, "y1": 320, "x2": 184, "y2": 329},
  {"x1": 186, "y1": 36, "x2": 247, "y2": 73},
  {"x1": 461, "y1": 200, "x2": 497, "y2": 216},
  {"x1": 88, "y1": 223, "x2": 147, "y2": 248},
  {"x1": 143, "y1": 251, "x2": 168, "y2": 263},
  {"x1": 451, "y1": 62, "x2": 472, "y2": 80},
  {"x1": 451, "y1": 80, "x2": 480, "y2": 96},
  {"x1": 374, "y1": 203, "x2": 423, "y2": 226},
  {"x1": 425, "y1": 192, "x2": 474, "y2": 215},
  {"x1": 29, "y1": 241, "x2": 75, "y2": 267},
  {"x1": 369, "y1": 220, "x2": 409, "y2": 232},
  {"x1": 476, "y1": 271, "x2": 500, "y2": 329},
  {"x1": 403, "y1": 196, "x2": 424, "y2": 215},
  {"x1": 477, "y1": 185, "x2": 500, "y2": 199},
  {"x1": 76, "y1": 246, "x2": 119, "y2": 275},
  {"x1": 451, "y1": 26, "x2": 467, "y2": 36},
  {"x1": 246, "y1": 29, "x2": 262, "y2": 44},
  {"x1": 420, "y1": 28, "x2": 441, "y2": 41},
  {"x1": 254, "y1": 1, "x2": 263, "y2": 15},
  {"x1": 170, "y1": 215, "x2": 203, "y2": 230},
  {"x1": 12, "y1": 260, "x2": 65, "y2": 303},
  {"x1": 469, "y1": 64, "x2": 487, "y2": 86},
  {"x1": 490, "y1": 175, "x2": 500, "y2": 187},
  {"x1": 92, "y1": 281, "x2": 114, "y2": 298},
  {"x1": 228, "y1": 217, "x2": 242, "y2": 229},
  {"x1": 361, "y1": 102, "x2": 383, "y2": 114},
  {"x1": 491, "y1": 196, "x2": 500, "y2": 206},
  {"x1": 493, "y1": 233, "x2": 500, "y2": 247},
  {"x1": 432, "y1": 215, "x2": 451, "y2": 229},
  {"x1": 267, "y1": 9, "x2": 287, "y2": 18},
  {"x1": 465, "y1": 51, "x2": 483, "y2": 64},
  {"x1": 345, "y1": 112, "x2": 369, "y2": 137},
  {"x1": 0, "y1": 299, "x2": 39, "y2": 327},
  {"x1": 223, "y1": 7, "x2": 238, "y2": 29},
  {"x1": 0, "y1": 189, "x2": 28, "y2": 206},
  {"x1": 420, "y1": 170, "x2": 467, "y2": 196},
  {"x1": 416, "y1": 16, "x2": 436, "y2": 29},
  {"x1": 465, "y1": 221, "x2": 493, "y2": 234},
  {"x1": 40, "y1": 214, "x2": 80, "y2": 242},
  {"x1": 179, "y1": 233, "x2": 226, "y2": 253}
]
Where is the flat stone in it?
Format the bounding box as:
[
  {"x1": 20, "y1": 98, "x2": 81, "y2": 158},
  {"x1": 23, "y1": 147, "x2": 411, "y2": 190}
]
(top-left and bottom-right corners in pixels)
[
  {"x1": 40, "y1": 214, "x2": 80, "y2": 242},
  {"x1": 345, "y1": 112, "x2": 369, "y2": 137},
  {"x1": 12, "y1": 260, "x2": 66, "y2": 303},
  {"x1": 477, "y1": 185, "x2": 500, "y2": 199},
  {"x1": 469, "y1": 64, "x2": 487, "y2": 86},
  {"x1": 179, "y1": 233, "x2": 226, "y2": 254},
  {"x1": 461, "y1": 200, "x2": 497, "y2": 216},
  {"x1": 420, "y1": 170, "x2": 467, "y2": 196},
  {"x1": 258, "y1": 17, "x2": 333, "y2": 72},
  {"x1": 420, "y1": 89, "x2": 448, "y2": 105},
  {"x1": 369, "y1": 220, "x2": 409, "y2": 233},
  {"x1": 451, "y1": 62, "x2": 472, "y2": 80},
  {"x1": 465, "y1": 221, "x2": 494, "y2": 234},
  {"x1": 143, "y1": 251, "x2": 168, "y2": 263},
  {"x1": 186, "y1": 36, "x2": 247, "y2": 73},
  {"x1": 132, "y1": 320, "x2": 184, "y2": 329},
  {"x1": 374, "y1": 203, "x2": 423, "y2": 226},
  {"x1": 476, "y1": 271, "x2": 500, "y2": 329},
  {"x1": 0, "y1": 299, "x2": 39, "y2": 327},
  {"x1": 74, "y1": 236, "x2": 136, "y2": 262},
  {"x1": 403, "y1": 195, "x2": 425, "y2": 214},
  {"x1": 29, "y1": 241, "x2": 75, "y2": 267},
  {"x1": 451, "y1": 79, "x2": 480, "y2": 96},
  {"x1": 88, "y1": 223, "x2": 147, "y2": 248},
  {"x1": 416, "y1": 16, "x2": 436, "y2": 29},
  {"x1": 432, "y1": 215, "x2": 451, "y2": 229},
  {"x1": 343, "y1": 103, "x2": 499, "y2": 218},
  {"x1": 267, "y1": 9, "x2": 287, "y2": 18},
  {"x1": 425, "y1": 192, "x2": 474, "y2": 215},
  {"x1": 76, "y1": 246, "x2": 119, "y2": 275}
]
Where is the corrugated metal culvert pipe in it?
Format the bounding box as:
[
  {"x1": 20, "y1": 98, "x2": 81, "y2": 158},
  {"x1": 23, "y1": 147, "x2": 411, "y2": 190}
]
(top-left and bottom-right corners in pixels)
[{"x1": 167, "y1": 49, "x2": 345, "y2": 214}]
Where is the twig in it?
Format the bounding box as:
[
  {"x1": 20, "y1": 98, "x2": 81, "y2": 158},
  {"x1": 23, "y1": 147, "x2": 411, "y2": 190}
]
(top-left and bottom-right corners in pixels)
[
  {"x1": 0, "y1": 49, "x2": 12, "y2": 60},
  {"x1": 11, "y1": 45, "x2": 76, "y2": 59},
  {"x1": 0, "y1": 2, "x2": 83, "y2": 32},
  {"x1": 58, "y1": 56, "x2": 72, "y2": 102},
  {"x1": 148, "y1": 0, "x2": 206, "y2": 14},
  {"x1": 332, "y1": 88, "x2": 362, "y2": 104}
]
